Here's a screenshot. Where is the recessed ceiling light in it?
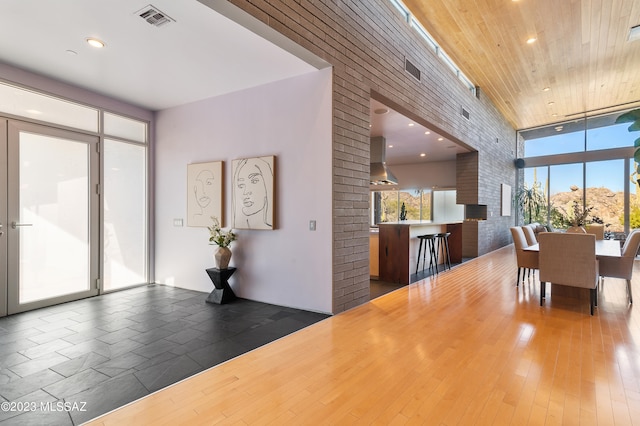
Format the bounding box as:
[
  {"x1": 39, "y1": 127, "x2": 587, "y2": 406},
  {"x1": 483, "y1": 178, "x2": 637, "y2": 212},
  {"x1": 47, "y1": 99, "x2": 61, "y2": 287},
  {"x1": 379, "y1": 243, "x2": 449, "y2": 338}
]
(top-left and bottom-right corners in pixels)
[
  {"x1": 628, "y1": 24, "x2": 640, "y2": 42},
  {"x1": 526, "y1": 37, "x2": 537, "y2": 44},
  {"x1": 374, "y1": 108, "x2": 389, "y2": 115},
  {"x1": 552, "y1": 113, "x2": 558, "y2": 117},
  {"x1": 425, "y1": 131, "x2": 430, "y2": 135},
  {"x1": 408, "y1": 123, "x2": 414, "y2": 127},
  {"x1": 548, "y1": 101, "x2": 555, "y2": 106},
  {"x1": 388, "y1": 144, "x2": 394, "y2": 148},
  {"x1": 437, "y1": 137, "x2": 444, "y2": 141},
  {"x1": 420, "y1": 153, "x2": 426, "y2": 157},
  {"x1": 86, "y1": 38, "x2": 106, "y2": 48},
  {"x1": 65, "y1": 49, "x2": 78, "y2": 56},
  {"x1": 543, "y1": 87, "x2": 550, "y2": 92}
]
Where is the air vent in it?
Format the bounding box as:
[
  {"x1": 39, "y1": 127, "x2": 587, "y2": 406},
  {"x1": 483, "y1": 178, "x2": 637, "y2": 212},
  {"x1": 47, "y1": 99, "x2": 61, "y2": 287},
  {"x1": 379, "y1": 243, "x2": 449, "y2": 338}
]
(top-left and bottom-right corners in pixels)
[
  {"x1": 135, "y1": 5, "x2": 174, "y2": 27},
  {"x1": 405, "y1": 58, "x2": 421, "y2": 81},
  {"x1": 461, "y1": 107, "x2": 470, "y2": 120}
]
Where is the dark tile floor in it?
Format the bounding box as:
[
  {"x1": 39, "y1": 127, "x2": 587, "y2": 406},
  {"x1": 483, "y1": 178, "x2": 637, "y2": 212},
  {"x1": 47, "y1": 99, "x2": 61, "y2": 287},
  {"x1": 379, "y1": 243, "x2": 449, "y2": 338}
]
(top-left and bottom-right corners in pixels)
[
  {"x1": 0, "y1": 284, "x2": 329, "y2": 425},
  {"x1": 369, "y1": 280, "x2": 404, "y2": 300}
]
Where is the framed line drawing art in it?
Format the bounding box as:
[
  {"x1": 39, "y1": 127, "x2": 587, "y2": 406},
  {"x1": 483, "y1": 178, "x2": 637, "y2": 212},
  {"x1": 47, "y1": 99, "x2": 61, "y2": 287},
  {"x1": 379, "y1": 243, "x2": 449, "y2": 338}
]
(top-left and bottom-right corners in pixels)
[
  {"x1": 187, "y1": 161, "x2": 223, "y2": 227},
  {"x1": 232, "y1": 155, "x2": 275, "y2": 230}
]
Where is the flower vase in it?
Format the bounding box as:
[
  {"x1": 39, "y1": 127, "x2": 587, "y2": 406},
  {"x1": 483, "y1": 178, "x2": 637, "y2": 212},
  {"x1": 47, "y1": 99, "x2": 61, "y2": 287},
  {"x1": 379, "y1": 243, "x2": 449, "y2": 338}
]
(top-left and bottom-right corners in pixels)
[
  {"x1": 214, "y1": 247, "x2": 232, "y2": 269},
  {"x1": 566, "y1": 226, "x2": 586, "y2": 234}
]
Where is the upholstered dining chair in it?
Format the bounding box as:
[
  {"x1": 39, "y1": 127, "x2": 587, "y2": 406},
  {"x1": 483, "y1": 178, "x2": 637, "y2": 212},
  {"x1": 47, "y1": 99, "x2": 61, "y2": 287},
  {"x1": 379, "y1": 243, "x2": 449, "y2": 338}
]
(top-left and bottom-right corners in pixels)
[
  {"x1": 510, "y1": 226, "x2": 538, "y2": 286},
  {"x1": 585, "y1": 223, "x2": 605, "y2": 240},
  {"x1": 522, "y1": 224, "x2": 538, "y2": 246},
  {"x1": 538, "y1": 232, "x2": 599, "y2": 315},
  {"x1": 599, "y1": 229, "x2": 640, "y2": 304}
]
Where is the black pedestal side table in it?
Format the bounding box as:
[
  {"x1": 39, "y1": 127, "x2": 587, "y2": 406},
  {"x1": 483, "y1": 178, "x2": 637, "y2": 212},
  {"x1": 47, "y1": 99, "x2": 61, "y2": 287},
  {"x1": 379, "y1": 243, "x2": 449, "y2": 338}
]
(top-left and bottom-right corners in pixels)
[{"x1": 205, "y1": 267, "x2": 237, "y2": 304}]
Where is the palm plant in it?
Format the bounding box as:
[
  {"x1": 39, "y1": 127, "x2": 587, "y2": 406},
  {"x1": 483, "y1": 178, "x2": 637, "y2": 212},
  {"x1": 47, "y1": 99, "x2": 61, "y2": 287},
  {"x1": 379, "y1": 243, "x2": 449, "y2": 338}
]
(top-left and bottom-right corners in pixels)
[{"x1": 516, "y1": 181, "x2": 546, "y2": 224}]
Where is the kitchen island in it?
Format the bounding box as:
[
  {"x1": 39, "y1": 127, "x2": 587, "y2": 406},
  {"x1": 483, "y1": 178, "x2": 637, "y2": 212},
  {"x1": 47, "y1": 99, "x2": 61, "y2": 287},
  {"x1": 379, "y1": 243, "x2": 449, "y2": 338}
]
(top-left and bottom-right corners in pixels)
[{"x1": 377, "y1": 221, "x2": 462, "y2": 285}]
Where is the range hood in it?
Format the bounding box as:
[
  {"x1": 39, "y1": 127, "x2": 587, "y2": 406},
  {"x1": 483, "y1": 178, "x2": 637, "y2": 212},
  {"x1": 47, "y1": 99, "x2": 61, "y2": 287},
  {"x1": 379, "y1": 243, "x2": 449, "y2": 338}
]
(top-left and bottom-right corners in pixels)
[{"x1": 370, "y1": 136, "x2": 398, "y2": 185}]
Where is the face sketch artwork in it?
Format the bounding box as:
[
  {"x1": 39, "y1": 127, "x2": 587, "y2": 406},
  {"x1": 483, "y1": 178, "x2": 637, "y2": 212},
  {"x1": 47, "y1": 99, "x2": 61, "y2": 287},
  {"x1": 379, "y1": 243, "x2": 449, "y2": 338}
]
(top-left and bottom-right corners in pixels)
[
  {"x1": 187, "y1": 161, "x2": 222, "y2": 227},
  {"x1": 232, "y1": 157, "x2": 274, "y2": 230},
  {"x1": 194, "y1": 170, "x2": 214, "y2": 214}
]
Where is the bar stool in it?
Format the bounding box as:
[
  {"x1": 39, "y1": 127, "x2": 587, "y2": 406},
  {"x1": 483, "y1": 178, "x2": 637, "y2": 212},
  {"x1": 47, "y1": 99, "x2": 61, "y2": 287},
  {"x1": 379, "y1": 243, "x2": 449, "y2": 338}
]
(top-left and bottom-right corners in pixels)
[
  {"x1": 416, "y1": 234, "x2": 438, "y2": 275},
  {"x1": 435, "y1": 232, "x2": 452, "y2": 272}
]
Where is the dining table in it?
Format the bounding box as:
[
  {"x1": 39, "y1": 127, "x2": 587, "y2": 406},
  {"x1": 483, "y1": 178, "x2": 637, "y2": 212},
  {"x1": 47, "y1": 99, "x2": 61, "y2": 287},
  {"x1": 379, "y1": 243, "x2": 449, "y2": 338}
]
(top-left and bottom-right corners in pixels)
[{"x1": 524, "y1": 239, "x2": 621, "y2": 258}]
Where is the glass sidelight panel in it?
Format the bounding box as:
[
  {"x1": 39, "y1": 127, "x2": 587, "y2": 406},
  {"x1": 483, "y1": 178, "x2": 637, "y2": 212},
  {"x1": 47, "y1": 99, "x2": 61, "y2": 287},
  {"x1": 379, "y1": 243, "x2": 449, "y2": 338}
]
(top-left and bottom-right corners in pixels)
[{"x1": 103, "y1": 139, "x2": 147, "y2": 291}]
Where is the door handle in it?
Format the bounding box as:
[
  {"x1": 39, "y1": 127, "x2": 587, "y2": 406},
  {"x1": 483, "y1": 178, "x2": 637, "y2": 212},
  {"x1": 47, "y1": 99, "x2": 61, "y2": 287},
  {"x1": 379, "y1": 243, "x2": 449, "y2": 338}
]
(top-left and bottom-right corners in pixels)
[{"x1": 11, "y1": 222, "x2": 33, "y2": 229}]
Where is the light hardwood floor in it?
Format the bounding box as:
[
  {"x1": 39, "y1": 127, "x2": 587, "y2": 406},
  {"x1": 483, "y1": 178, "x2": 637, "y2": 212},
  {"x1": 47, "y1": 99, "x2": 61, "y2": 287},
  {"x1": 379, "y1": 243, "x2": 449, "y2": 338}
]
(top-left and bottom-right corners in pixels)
[{"x1": 86, "y1": 245, "x2": 640, "y2": 425}]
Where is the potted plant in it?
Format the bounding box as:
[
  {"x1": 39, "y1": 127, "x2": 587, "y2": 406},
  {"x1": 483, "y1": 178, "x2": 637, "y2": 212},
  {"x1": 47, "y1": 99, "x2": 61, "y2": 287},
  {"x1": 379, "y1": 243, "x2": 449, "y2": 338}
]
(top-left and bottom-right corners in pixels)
[
  {"x1": 515, "y1": 181, "x2": 546, "y2": 224},
  {"x1": 559, "y1": 199, "x2": 594, "y2": 233},
  {"x1": 208, "y1": 216, "x2": 237, "y2": 269}
]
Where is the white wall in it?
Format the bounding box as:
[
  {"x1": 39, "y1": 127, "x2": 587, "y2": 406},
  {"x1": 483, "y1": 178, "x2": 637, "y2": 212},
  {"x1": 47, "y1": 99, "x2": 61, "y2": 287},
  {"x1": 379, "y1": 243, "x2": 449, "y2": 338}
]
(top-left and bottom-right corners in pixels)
[{"x1": 154, "y1": 69, "x2": 333, "y2": 314}]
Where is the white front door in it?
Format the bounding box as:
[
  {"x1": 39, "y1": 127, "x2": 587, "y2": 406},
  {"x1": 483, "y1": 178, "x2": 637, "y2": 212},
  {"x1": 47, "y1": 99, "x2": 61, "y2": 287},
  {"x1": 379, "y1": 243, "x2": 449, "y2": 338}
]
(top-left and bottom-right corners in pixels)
[{"x1": 5, "y1": 119, "x2": 99, "y2": 315}]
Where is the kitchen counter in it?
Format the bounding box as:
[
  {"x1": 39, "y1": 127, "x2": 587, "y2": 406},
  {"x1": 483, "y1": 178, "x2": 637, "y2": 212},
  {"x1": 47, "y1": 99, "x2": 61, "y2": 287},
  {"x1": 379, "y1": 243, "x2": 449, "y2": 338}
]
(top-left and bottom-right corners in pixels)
[{"x1": 377, "y1": 221, "x2": 462, "y2": 285}]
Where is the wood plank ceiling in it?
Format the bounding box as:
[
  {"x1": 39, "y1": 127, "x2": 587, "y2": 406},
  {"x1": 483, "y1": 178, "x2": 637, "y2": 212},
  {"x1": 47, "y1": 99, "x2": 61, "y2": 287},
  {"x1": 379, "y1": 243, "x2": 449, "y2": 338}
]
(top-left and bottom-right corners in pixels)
[{"x1": 402, "y1": 0, "x2": 640, "y2": 130}]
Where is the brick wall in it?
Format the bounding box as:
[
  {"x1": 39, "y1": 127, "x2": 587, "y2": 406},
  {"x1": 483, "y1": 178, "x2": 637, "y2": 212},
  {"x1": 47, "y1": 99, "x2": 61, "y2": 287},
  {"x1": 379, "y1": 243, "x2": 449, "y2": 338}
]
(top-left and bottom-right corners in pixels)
[
  {"x1": 456, "y1": 152, "x2": 479, "y2": 205},
  {"x1": 226, "y1": 0, "x2": 516, "y2": 313}
]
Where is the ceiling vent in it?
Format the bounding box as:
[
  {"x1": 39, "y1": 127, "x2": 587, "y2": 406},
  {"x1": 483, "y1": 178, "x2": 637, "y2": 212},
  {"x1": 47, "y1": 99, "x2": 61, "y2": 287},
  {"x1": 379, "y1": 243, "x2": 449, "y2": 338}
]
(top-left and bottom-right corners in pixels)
[
  {"x1": 461, "y1": 107, "x2": 470, "y2": 120},
  {"x1": 135, "y1": 5, "x2": 174, "y2": 27},
  {"x1": 405, "y1": 58, "x2": 421, "y2": 82}
]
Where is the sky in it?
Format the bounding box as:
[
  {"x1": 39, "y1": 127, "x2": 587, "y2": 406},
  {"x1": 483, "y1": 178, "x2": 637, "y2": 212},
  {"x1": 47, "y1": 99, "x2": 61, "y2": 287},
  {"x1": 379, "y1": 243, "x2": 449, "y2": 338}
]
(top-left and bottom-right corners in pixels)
[{"x1": 524, "y1": 121, "x2": 636, "y2": 194}]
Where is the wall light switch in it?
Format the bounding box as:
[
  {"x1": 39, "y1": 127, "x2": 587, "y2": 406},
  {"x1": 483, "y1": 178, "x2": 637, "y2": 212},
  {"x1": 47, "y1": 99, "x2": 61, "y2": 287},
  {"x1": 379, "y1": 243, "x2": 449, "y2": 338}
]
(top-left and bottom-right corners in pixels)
[
  {"x1": 309, "y1": 220, "x2": 316, "y2": 231},
  {"x1": 173, "y1": 218, "x2": 184, "y2": 227}
]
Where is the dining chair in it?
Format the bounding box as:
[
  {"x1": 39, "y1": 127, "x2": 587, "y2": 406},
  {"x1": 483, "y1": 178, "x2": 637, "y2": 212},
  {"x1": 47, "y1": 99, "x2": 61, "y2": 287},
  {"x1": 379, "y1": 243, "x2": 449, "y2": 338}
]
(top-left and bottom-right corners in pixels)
[
  {"x1": 538, "y1": 232, "x2": 599, "y2": 315},
  {"x1": 585, "y1": 223, "x2": 605, "y2": 240},
  {"x1": 510, "y1": 226, "x2": 538, "y2": 286},
  {"x1": 522, "y1": 224, "x2": 538, "y2": 246},
  {"x1": 599, "y1": 229, "x2": 640, "y2": 304}
]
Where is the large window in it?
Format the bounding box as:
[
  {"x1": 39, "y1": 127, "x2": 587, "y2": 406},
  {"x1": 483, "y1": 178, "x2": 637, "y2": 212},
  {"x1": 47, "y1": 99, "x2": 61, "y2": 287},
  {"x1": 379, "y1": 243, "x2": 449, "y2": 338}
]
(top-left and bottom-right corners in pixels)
[
  {"x1": 371, "y1": 189, "x2": 431, "y2": 224},
  {"x1": 370, "y1": 189, "x2": 462, "y2": 225},
  {"x1": 519, "y1": 107, "x2": 637, "y2": 234}
]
